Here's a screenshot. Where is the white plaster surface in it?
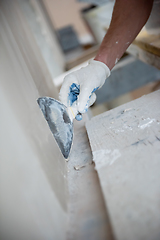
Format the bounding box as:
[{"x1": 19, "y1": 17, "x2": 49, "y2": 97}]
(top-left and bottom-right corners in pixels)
[
  {"x1": 0, "y1": 5, "x2": 67, "y2": 240},
  {"x1": 66, "y1": 117, "x2": 114, "y2": 240},
  {"x1": 86, "y1": 90, "x2": 160, "y2": 240}
]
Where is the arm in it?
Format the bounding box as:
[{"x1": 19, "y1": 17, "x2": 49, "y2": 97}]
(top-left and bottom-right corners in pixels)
[
  {"x1": 59, "y1": 0, "x2": 153, "y2": 119},
  {"x1": 95, "y1": 0, "x2": 154, "y2": 69}
]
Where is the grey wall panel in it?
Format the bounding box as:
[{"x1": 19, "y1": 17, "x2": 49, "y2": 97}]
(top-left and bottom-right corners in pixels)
[{"x1": 0, "y1": 3, "x2": 67, "y2": 240}]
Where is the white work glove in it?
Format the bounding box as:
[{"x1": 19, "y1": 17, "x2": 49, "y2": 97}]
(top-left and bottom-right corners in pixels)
[{"x1": 59, "y1": 59, "x2": 110, "y2": 120}]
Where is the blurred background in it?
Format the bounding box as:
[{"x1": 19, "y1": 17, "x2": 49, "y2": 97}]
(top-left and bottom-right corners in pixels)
[
  {"x1": 39, "y1": 0, "x2": 160, "y2": 116},
  {"x1": 1, "y1": 0, "x2": 159, "y2": 115}
]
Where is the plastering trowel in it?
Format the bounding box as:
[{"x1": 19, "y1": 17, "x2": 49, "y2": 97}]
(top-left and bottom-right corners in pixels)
[{"x1": 37, "y1": 97, "x2": 79, "y2": 159}]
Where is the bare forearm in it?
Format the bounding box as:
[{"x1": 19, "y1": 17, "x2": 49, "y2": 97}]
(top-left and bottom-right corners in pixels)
[{"x1": 94, "y1": 0, "x2": 153, "y2": 70}]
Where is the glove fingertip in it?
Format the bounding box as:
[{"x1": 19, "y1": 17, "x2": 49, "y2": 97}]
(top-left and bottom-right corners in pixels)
[
  {"x1": 78, "y1": 100, "x2": 89, "y2": 114},
  {"x1": 88, "y1": 92, "x2": 96, "y2": 107}
]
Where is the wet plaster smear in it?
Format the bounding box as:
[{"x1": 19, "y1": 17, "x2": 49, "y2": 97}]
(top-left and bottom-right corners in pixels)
[{"x1": 86, "y1": 90, "x2": 160, "y2": 240}]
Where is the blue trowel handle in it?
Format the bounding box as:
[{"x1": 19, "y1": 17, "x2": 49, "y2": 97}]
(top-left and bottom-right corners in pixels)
[{"x1": 68, "y1": 83, "x2": 82, "y2": 121}]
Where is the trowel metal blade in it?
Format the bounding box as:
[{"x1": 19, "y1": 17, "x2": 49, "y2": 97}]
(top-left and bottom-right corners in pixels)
[{"x1": 37, "y1": 97, "x2": 73, "y2": 159}]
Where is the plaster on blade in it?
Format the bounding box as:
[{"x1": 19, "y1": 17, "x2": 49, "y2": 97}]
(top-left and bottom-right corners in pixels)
[{"x1": 37, "y1": 97, "x2": 73, "y2": 159}]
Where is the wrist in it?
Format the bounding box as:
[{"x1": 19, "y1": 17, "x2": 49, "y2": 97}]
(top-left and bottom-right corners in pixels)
[{"x1": 94, "y1": 52, "x2": 118, "y2": 70}]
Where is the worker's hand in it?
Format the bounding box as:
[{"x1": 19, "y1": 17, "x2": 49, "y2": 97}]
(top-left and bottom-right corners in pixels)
[{"x1": 59, "y1": 60, "x2": 110, "y2": 120}]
